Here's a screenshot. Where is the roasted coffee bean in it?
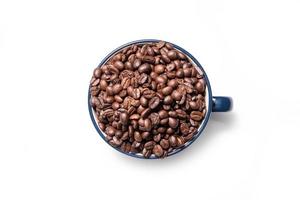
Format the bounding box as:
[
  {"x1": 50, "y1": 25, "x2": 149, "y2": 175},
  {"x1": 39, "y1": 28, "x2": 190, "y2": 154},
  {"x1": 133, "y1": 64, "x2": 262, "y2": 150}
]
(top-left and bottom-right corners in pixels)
[
  {"x1": 140, "y1": 96, "x2": 148, "y2": 107},
  {"x1": 157, "y1": 127, "x2": 166, "y2": 134},
  {"x1": 142, "y1": 55, "x2": 155, "y2": 64},
  {"x1": 153, "y1": 145, "x2": 164, "y2": 157},
  {"x1": 129, "y1": 113, "x2": 140, "y2": 120},
  {"x1": 142, "y1": 148, "x2": 152, "y2": 158},
  {"x1": 168, "y1": 117, "x2": 178, "y2": 128},
  {"x1": 148, "y1": 97, "x2": 160, "y2": 109},
  {"x1": 113, "y1": 96, "x2": 122, "y2": 103},
  {"x1": 144, "y1": 141, "x2": 156, "y2": 150},
  {"x1": 141, "y1": 131, "x2": 150, "y2": 140},
  {"x1": 168, "y1": 111, "x2": 177, "y2": 118},
  {"x1": 114, "y1": 61, "x2": 124, "y2": 70},
  {"x1": 153, "y1": 134, "x2": 161, "y2": 142},
  {"x1": 138, "y1": 73, "x2": 148, "y2": 85},
  {"x1": 156, "y1": 75, "x2": 167, "y2": 84},
  {"x1": 138, "y1": 63, "x2": 151, "y2": 74},
  {"x1": 190, "y1": 111, "x2": 203, "y2": 121},
  {"x1": 137, "y1": 105, "x2": 145, "y2": 114},
  {"x1": 160, "y1": 139, "x2": 170, "y2": 150},
  {"x1": 189, "y1": 101, "x2": 200, "y2": 110},
  {"x1": 166, "y1": 127, "x2": 174, "y2": 135},
  {"x1": 162, "y1": 54, "x2": 171, "y2": 63},
  {"x1": 141, "y1": 108, "x2": 151, "y2": 119},
  {"x1": 167, "y1": 79, "x2": 178, "y2": 88},
  {"x1": 195, "y1": 80, "x2": 205, "y2": 93},
  {"x1": 169, "y1": 135, "x2": 177, "y2": 147},
  {"x1": 144, "y1": 118, "x2": 152, "y2": 131},
  {"x1": 120, "y1": 112, "x2": 129, "y2": 125},
  {"x1": 134, "y1": 131, "x2": 142, "y2": 142},
  {"x1": 160, "y1": 118, "x2": 169, "y2": 125},
  {"x1": 112, "y1": 84, "x2": 122, "y2": 94},
  {"x1": 131, "y1": 88, "x2": 141, "y2": 99},
  {"x1": 180, "y1": 123, "x2": 190, "y2": 135},
  {"x1": 94, "y1": 68, "x2": 102, "y2": 78},
  {"x1": 133, "y1": 59, "x2": 142, "y2": 69},
  {"x1": 154, "y1": 64, "x2": 165, "y2": 74},
  {"x1": 158, "y1": 110, "x2": 168, "y2": 119},
  {"x1": 90, "y1": 41, "x2": 207, "y2": 158},
  {"x1": 177, "y1": 136, "x2": 185, "y2": 147},
  {"x1": 105, "y1": 126, "x2": 116, "y2": 137},
  {"x1": 161, "y1": 86, "x2": 173, "y2": 96},
  {"x1": 163, "y1": 95, "x2": 173, "y2": 105},
  {"x1": 149, "y1": 113, "x2": 160, "y2": 126},
  {"x1": 171, "y1": 90, "x2": 182, "y2": 101},
  {"x1": 167, "y1": 50, "x2": 177, "y2": 60},
  {"x1": 115, "y1": 130, "x2": 123, "y2": 138},
  {"x1": 112, "y1": 102, "x2": 120, "y2": 110},
  {"x1": 106, "y1": 86, "x2": 114, "y2": 96}
]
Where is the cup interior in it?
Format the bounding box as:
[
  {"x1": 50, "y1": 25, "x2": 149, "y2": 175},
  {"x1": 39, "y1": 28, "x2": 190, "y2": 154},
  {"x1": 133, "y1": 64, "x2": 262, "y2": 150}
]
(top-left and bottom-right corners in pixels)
[{"x1": 88, "y1": 39, "x2": 213, "y2": 159}]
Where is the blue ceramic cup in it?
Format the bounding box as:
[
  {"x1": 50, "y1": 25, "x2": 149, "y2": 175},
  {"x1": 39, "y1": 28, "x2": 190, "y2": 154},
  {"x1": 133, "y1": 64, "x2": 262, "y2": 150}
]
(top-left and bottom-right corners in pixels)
[{"x1": 88, "y1": 39, "x2": 232, "y2": 159}]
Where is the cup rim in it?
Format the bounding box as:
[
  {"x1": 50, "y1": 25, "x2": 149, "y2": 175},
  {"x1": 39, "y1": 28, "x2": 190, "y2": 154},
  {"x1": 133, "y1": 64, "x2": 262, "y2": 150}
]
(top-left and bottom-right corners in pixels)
[{"x1": 88, "y1": 39, "x2": 213, "y2": 159}]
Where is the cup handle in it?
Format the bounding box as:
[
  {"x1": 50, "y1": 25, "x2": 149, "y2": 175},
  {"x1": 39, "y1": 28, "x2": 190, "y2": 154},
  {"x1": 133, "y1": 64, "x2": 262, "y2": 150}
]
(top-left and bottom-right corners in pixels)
[{"x1": 212, "y1": 96, "x2": 232, "y2": 112}]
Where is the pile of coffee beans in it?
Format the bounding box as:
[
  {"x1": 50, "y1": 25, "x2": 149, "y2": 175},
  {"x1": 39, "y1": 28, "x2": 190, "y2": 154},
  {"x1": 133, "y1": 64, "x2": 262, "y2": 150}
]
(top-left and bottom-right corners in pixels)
[{"x1": 90, "y1": 41, "x2": 206, "y2": 158}]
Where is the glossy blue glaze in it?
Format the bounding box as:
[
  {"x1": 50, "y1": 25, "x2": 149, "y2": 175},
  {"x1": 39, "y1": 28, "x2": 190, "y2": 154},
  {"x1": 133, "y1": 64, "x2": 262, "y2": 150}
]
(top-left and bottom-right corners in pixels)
[
  {"x1": 88, "y1": 39, "x2": 231, "y2": 159},
  {"x1": 212, "y1": 96, "x2": 232, "y2": 112}
]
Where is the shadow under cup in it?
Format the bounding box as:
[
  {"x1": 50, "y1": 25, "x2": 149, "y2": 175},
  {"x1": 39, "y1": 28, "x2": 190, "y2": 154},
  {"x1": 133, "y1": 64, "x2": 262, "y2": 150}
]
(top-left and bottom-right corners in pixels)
[{"x1": 88, "y1": 39, "x2": 232, "y2": 159}]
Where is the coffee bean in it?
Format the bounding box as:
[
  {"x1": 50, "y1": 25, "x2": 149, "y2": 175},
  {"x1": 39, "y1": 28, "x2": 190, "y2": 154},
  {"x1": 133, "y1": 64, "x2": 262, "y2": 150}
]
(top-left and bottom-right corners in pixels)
[
  {"x1": 138, "y1": 63, "x2": 151, "y2": 74},
  {"x1": 148, "y1": 97, "x2": 160, "y2": 109},
  {"x1": 141, "y1": 131, "x2": 150, "y2": 140},
  {"x1": 114, "y1": 61, "x2": 124, "y2": 70},
  {"x1": 177, "y1": 136, "x2": 185, "y2": 147},
  {"x1": 112, "y1": 84, "x2": 122, "y2": 94},
  {"x1": 94, "y1": 68, "x2": 101, "y2": 78},
  {"x1": 195, "y1": 80, "x2": 205, "y2": 93},
  {"x1": 133, "y1": 59, "x2": 142, "y2": 69},
  {"x1": 168, "y1": 117, "x2": 178, "y2": 128},
  {"x1": 140, "y1": 96, "x2": 148, "y2": 107},
  {"x1": 189, "y1": 101, "x2": 199, "y2": 110},
  {"x1": 156, "y1": 75, "x2": 167, "y2": 84},
  {"x1": 142, "y1": 55, "x2": 155, "y2": 64},
  {"x1": 153, "y1": 134, "x2": 161, "y2": 142},
  {"x1": 158, "y1": 110, "x2": 168, "y2": 119},
  {"x1": 163, "y1": 95, "x2": 173, "y2": 105},
  {"x1": 168, "y1": 111, "x2": 177, "y2": 118},
  {"x1": 166, "y1": 127, "x2": 174, "y2": 135},
  {"x1": 106, "y1": 86, "x2": 114, "y2": 96},
  {"x1": 169, "y1": 135, "x2": 177, "y2": 147},
  {"x1": 142, "y1": 148, "x2": 152, "y2": 158},
  {"x1": 129, "y1": 113, "x2": 140, "y2": 120},
  {"x1": 161, "y1": 86, "x2": 173, "y2": 96},
  {"x1": 144, "y1": 141, "x2": 155, "y2": 150},
  {"x1": 154, "y1": 64, "x2": 165, "y2": 74},
  {"x1": 144, "y1": 118, "x2": 152, "y2": 131},
  {"x1": 134, "y1": 131, "x2": 142, "y2": 142},
  {"x1": 112, "y1": 102, "x2": 120, "y2": 110},
  {"x1": 131, "y1": 88, "x2": 141, "y2": 99},
  {"x1": 105, "y1": 126, "x2": 116, "y2": 137},
  {"x1": 160, "y1": 139, "x2": 170, "y2": 150},
  {"x1": 160, "y1": 118, "x2": 169, "y2": 125},
  {"x1": 171, "y1": 90, "x2": 182, "y2": 101},
  {"x1": 167, "y1": 79, "x2": 178, "y2": 88},
  {"x1": 167, "y1": 50, "x2": 177, "y2": 60},
  {"x1": 190, "y1": 111, "x2": 203, "y2": 121},
  {"x1": 153, "y1": 145, "x2": 164, "y2": 157},
  {"x1": 180, "y1": 123, "x2": 190, "y2": 135},
  {"x1": 120, "y1": 112, "x2": 129, "y2": 125},
  {"x1": 141, "y1": 108, "x2": 151, "y2": 119}
]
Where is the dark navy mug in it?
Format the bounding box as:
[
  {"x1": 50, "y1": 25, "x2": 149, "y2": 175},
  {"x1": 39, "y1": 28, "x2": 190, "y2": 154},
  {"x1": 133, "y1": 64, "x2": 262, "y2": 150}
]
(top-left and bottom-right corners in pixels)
[{"x1": 88, "y1": 39, "x2": 232, "y2": 159}]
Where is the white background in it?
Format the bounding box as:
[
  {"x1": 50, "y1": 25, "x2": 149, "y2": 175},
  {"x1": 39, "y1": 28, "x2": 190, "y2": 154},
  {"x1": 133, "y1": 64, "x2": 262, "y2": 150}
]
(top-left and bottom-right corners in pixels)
[{"x1": 0, "y1": 0, "x2": 299, "y2": 199}]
